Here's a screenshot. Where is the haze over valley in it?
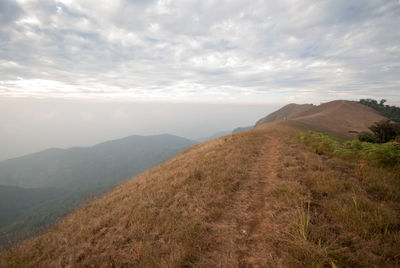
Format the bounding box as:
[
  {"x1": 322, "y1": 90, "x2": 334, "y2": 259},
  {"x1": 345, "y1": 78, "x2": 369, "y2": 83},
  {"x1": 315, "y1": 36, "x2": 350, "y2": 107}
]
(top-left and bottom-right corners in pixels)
[{"x1": 0, "y1": 98, "x2": 279, "y2": 161}]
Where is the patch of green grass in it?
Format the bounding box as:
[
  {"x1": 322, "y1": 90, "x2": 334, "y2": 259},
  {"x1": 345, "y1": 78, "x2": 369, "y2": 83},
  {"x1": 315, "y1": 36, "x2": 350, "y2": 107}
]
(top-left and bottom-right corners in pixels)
[{"x1": 300, "y1": 131, "x2": 400, "y2": 168}]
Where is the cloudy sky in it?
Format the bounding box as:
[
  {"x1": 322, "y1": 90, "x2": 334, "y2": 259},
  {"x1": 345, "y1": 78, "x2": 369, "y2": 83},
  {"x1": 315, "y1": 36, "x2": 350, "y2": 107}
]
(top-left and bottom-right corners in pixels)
[
  {"x1": 1, "y1": 0, "x2": 399, "y2": 103},
  {"x1": 0, "y1": 0, "x2": 400, "y2": 160}
]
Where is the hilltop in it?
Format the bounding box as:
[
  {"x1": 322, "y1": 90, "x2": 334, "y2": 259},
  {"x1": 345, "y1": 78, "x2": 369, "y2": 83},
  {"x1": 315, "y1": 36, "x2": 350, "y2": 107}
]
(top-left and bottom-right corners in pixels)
[
  {"x1": 291, "y1": 100, "x2": 387, "y2": 138},
  {"x1": 256, "y1": 100, "x2": 387, "y2": 138},
  {"x1": 2, "y1": 116, "x2": 399, "y2": 267}
]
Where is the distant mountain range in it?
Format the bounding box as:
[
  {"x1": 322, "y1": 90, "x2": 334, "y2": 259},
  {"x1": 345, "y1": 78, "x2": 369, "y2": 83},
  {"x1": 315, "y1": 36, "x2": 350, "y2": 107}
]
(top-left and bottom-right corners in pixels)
[
  {"x1": 0, "y1": 134, "x2": 196, "y2": 190},
  {"x1": 0, "y1": 134, "x2": 196, "y2": 247}
]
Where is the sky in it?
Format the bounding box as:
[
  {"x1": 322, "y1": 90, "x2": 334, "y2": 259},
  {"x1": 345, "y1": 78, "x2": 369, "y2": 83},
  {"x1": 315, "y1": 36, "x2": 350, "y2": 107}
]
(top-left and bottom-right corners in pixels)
[{"x1": 0, "y1": 0, "x2": 399, "y2": 160}]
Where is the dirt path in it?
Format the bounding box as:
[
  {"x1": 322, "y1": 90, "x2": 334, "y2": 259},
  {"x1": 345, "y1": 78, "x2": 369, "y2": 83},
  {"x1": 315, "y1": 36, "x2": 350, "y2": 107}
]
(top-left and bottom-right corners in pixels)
[
  {"x1": 234, "y1": 134, "x2": 288, "y2": 267},
  {"x1": 206, "y1": 134, "x2": 290, "y2": 267}
]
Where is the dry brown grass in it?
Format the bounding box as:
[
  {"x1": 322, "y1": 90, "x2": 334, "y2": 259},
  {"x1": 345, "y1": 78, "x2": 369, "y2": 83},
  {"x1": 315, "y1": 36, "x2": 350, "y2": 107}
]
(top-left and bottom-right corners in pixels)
[
  {"x1": 276, "y1": 127, "x2": 400, "y2": 267},
  {"x1": 1, "y1": 121, "x2": 399, "y2": 267},
  {"x1": 0, "y1": 123, "x2": 288, "y2": 267}
]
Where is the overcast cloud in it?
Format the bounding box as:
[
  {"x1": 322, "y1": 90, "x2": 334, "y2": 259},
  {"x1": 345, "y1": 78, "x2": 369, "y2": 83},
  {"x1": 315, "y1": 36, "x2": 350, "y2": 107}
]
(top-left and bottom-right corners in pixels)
[{"x1": 0, "y1": 0, "x2": 399, "y2": 104}]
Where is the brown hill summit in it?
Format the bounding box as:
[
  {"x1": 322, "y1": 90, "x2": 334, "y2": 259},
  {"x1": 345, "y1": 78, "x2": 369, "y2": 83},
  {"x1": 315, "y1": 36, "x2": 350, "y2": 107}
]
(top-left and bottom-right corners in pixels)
[
  {"x1": 2, "y1": 119, "x2": 399, "y2": 267},
  {"x1": 291, "y1": 100, "x2": 387, "y2": 138},
  {"x1": 255, "y1": 103, "x2": 315, "y2": 127},
  {"x1": 256, "y1": 100, "x2": 387, "y2": 138}
]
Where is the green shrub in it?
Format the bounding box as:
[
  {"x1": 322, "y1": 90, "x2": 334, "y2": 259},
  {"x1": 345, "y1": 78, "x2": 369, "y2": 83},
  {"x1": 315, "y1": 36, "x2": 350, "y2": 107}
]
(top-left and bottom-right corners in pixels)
[
  {"x1": 369, "y1": 120, "x2": 398, "y2": 143},
  {"x1": 299, "y1": 131, "x2": 400, "y2": 168},
  {"x1": 357, "y1": 132, "x2": 376, "y2": 143},
  {"x1": 366, "y1": 143, "x2": 400, "y2": 166}
]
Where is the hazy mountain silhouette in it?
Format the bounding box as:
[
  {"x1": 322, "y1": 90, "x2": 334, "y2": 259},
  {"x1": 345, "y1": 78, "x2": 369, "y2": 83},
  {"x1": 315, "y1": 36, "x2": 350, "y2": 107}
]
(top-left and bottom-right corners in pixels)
[
  {"x1": 0, "y1": 134, "x2": 196, "y2": 190},
  {"x1": 0, "y1": 134, "x2": 196, "y2": 247}
]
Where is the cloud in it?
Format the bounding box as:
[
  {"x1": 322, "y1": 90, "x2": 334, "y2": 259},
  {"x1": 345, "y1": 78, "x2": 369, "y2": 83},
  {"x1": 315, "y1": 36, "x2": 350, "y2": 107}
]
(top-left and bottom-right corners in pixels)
[
  {"x1": 0, "y1": 0, "x2": 23, "y2": 26},
  {"x1": 0, "y1": 0, "x2": 399, "y2": 104}
]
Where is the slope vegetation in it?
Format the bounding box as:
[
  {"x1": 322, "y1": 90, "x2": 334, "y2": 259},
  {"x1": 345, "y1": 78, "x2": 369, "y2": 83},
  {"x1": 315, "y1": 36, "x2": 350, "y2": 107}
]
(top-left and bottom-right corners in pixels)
[
  {"x1": 359, "y1": 98, "x2": 400, "y2": 122},
  {"x1": 2, "y1": 122, "x2": 399, "y2": 267}
]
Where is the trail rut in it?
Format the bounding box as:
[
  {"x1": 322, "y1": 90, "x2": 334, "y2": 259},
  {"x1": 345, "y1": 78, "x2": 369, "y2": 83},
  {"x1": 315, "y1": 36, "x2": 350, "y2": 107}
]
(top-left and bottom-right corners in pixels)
[{"x1": 206, "y1": 134, "x2": 291, "y2": 267}]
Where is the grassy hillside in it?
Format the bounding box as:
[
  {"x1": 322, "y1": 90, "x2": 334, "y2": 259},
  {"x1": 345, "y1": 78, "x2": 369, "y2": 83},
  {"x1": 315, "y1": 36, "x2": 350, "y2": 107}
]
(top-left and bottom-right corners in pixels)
[
  {"x1": 1, "y1": 121, "x2": 399, "y2": 267},
  {"x1": 291, "y1": 100, "x2": 387, "y2": 138}
]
